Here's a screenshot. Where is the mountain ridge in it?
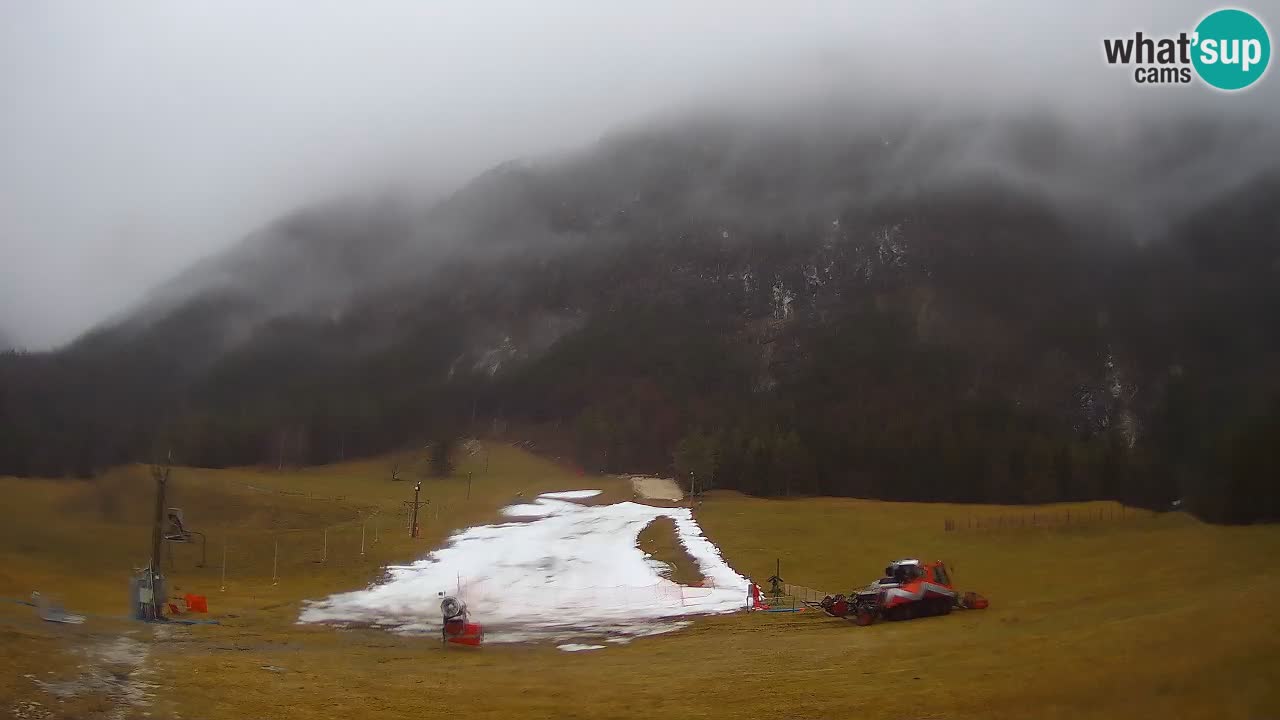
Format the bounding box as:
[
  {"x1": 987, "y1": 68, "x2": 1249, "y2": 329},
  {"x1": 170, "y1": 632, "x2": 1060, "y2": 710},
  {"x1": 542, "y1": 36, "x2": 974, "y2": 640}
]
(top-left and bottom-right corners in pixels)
[{"x1": 2, "y1": 103, "x2": 1277, "y2": 522}]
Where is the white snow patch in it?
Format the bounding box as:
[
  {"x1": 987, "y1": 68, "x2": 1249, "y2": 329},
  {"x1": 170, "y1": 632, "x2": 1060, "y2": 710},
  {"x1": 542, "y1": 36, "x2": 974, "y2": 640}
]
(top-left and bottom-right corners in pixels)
[
  {"x1": 539, "y1": 490, "x2": 602, "y2": 500},
  {"x1": 646, "y1": 558, "x2": 675, "y2": 577},
  {"x1": 499, "y1": 498, "x2": 575, "y2": 518},
  {"x1": 557, "y1": 643, "x2": 606, "y2": 652},
  {"x1": 300, "y1": 499, "x2": 748, "y2": 644}
]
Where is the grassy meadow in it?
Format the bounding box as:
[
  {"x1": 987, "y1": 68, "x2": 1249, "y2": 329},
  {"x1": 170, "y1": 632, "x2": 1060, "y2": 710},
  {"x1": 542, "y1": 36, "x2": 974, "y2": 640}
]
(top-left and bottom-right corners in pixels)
[{"x1": 1, "y1": 444, "x2": 1277, "y2": 719}]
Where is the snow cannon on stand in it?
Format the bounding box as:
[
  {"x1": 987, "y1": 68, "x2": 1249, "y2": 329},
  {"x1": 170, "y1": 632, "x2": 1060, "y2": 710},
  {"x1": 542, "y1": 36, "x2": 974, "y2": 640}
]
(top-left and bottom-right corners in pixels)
[
  {"x1": 440, "y1": 593, "x2": 484, "y2": 647},
  {"x1": 746, "y1": 559, "x2": 802, "y2": 613}
]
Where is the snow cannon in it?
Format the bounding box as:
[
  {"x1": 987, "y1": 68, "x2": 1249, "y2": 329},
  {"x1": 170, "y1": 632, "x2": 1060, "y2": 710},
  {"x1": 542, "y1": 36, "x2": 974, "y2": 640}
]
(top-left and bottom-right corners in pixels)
[{"x1": 440, "y1": 594, "x2": 484, "y2": 647}]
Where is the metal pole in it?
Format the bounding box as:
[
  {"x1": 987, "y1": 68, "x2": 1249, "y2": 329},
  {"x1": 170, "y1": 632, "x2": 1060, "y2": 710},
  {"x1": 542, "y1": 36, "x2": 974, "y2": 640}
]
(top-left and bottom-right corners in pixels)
[
  {"x1": 220, "y1": 543, "x2": 227, "y2": 592},
  {"x1": 322, "y1": 528, "x2": 328, "y2": 562},
  {"x1": 150, "y1": 470, "x2": 166, "y2": 575},
  {"x1": 149, "y1": 462, "x2": 169, "y2": 617},
  {"x1": 411, "y1": 482, "x2": 422, "y2": 538},
  {"x1": 272, "y1": 539, "x2": 278, "y2": 585},
  {"x1": 192, "y1": 531, "x2": 207, "y2": 568},
  {"x1": 467, "y1": 472, "x2": 472, "y2": 501},
  {"x1": 360, "y1": 521, "x2": 366, "y2": 556}
]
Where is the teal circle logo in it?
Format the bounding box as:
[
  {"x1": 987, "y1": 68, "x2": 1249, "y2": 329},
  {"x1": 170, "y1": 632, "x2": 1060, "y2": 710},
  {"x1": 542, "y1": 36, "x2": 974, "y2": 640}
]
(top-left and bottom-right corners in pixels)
[{"x1": 1192, "y1": 9, "x2": 1271, "y2": 90}]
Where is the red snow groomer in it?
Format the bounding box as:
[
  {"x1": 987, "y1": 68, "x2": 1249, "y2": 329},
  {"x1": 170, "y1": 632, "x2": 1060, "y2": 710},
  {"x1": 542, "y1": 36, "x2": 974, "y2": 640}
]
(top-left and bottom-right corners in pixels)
[
  {"x1": 440, "y1": 594, "x2": 484, "y2": 647},
  {"x1": 815, "y1": 558, "x2": 988, "y2": 626}
]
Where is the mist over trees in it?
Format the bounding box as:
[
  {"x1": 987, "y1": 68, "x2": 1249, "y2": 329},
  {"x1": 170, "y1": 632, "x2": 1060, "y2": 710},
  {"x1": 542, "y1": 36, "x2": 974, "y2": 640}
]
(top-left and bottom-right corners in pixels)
[{"x1": 1, "y1": 103, "x2": 1277, "y2": 525}]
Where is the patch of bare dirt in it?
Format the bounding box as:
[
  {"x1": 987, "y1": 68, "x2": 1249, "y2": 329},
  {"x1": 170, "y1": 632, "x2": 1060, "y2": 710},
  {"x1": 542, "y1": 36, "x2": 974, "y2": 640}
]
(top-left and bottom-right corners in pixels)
[
  {"x1": 630, "y1": 476, "x2": 682, "y2": 501},
  {"x1": 636, "y1": 517, "x2": 704, "y2": 586}
]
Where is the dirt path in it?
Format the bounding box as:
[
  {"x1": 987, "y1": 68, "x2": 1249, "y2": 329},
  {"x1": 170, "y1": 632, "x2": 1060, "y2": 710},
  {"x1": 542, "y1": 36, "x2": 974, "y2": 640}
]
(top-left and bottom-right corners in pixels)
[
  {"x1": 630, "y1": 476, "x2": 683, "y2": 501},
  {"x1": 637, "y1": 516, "x2": 704, "y2": 585}
]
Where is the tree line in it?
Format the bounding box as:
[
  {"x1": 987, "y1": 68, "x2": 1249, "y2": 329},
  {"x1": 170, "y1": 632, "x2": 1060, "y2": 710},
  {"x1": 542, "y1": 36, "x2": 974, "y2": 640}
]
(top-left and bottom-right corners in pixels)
[{"x1": 2, "y1": 293, "x2": 1276, "y2": 525}]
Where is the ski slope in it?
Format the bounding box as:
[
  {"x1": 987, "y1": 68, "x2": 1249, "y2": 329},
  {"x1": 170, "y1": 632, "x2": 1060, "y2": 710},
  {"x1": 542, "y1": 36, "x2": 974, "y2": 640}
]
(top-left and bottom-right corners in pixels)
[{"x1": 299, "y1": 491, "x2": 750, "y2": 643}]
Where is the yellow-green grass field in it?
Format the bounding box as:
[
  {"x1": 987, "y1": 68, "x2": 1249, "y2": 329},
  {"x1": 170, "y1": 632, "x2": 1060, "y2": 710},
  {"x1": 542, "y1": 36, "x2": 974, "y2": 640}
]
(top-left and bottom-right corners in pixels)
[{"x1": 1, "y1": 444, "x2": 1278, "y2": 719}]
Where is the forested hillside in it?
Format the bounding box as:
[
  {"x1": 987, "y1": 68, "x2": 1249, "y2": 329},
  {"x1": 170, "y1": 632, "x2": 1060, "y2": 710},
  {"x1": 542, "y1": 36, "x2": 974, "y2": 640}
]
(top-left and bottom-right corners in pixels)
[{"x1": 2, "y1": 104, "x2": 1277, "y2": 523}]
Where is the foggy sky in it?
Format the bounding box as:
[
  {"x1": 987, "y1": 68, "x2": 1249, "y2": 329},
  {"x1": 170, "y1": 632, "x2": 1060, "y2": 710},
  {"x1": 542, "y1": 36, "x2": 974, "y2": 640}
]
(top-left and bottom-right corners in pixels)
[{"x1": 2, "y1": 0, "x2": 1274, "y2": 349}]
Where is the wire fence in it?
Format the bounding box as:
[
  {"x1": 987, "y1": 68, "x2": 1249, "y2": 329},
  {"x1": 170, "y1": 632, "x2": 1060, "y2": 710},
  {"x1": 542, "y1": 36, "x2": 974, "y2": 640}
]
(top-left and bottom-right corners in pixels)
[
  {"x1": 779, "y1": 582, "x2": 830, "y2": 604},
  {"x1": 166, "y1": 508, "x2": 734, "y2": 609},
  {"x1": 454, "y1": 576, "x2": 731, "y2": 610},
  {"x1": 243, "y1": 484, "x2": 349, "y2": 502},
  {"x1": 161, "y1": 502, "x2": 448, "y2": 598},
  {"x1": 943, "y1": 504, "x2": 1157, "y2": 532}
]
